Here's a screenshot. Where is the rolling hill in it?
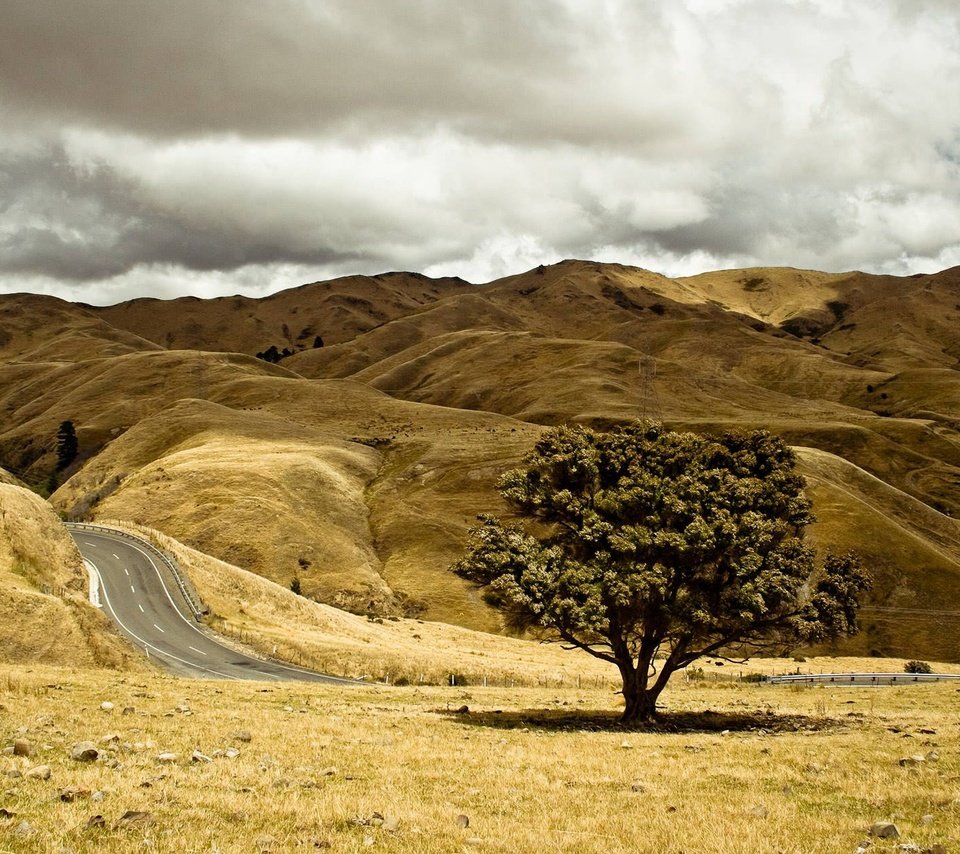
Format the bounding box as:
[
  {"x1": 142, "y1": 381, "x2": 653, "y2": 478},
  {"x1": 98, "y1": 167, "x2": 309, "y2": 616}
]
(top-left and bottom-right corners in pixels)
[{"x1": 3, "y1": 260, "x2": 960, "y2": 660}]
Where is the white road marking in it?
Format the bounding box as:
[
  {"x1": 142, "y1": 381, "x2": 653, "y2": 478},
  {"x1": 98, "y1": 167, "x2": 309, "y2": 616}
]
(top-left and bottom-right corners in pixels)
[
  {"x1": 138, "y1": 603, "x2": 145, "y2": 613},
  {"x1": 84, "y1": 541, "x2": 98, "y2": 547},
  {"x1": 70, "y1": 527, "x2": 355, "y2": 685},
  {"x1": 154, "y1": 624, "x2": 165, "y2": 633},
  {"x1": 83, "y1": 559, "x2": 102, "y2": 608},
  {"x1": 113, "y1": 553, "x2": 119, "y2": 560},
  {"x1": 124, "y1": 568, "x2": 129, "y2": 576},
  {"x1": 188, "y1": 646, "x2": 208, "y2": 656},
  {"x1": 130, "y1": 585, "x2": 136, "y2": 593}
]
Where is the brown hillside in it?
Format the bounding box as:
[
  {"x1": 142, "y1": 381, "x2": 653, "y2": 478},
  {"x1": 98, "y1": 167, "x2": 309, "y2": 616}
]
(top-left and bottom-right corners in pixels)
[
  {"x1": 3, "y1": 260, "x2": 960, "y2": 661},
  {"x1": 91, "y1": 272, "x2": 473, "y2": 355},
  {"x1": 0, "y1": 482, "x2": 136, "y2": 667}
]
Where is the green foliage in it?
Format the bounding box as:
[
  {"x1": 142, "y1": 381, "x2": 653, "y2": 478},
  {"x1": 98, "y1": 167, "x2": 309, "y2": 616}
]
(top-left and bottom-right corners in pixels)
[
  {"x1": 904, "y1": 659, "x2": 932, "y2": 674},
  {"x1": 256, "y1": 345, "x2": 294, "y2": 363},
  {"x1": 453, "y1": 422, "x2": 871, "y2": 721},
  {"x1": 55, "y1": 420, "x2": 78, "y2": 472}
]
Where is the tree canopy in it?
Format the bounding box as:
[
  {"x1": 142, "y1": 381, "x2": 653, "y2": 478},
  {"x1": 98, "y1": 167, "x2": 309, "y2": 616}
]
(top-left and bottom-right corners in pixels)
[
  {"x1": 55, "y1": 420, "x2": 78, "y2": 472},
  {"x1": 453, "y1": 423, "x2": 870, "y2": 721}
]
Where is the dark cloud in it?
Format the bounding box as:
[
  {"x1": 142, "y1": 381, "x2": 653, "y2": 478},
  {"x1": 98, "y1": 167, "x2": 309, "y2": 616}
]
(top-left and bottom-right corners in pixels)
[
  {"x1": 0, "y1": 0, "x2": 682, "y2": 150},
  {"x1": 0, "y1": 147, "x2": 361, "y2": 280}
]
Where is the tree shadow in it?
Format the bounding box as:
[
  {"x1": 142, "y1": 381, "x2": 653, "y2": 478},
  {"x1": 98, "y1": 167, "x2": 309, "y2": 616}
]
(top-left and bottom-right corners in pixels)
[{"x1": 435, "y1": 705, "x2": 839, "y2": 734}]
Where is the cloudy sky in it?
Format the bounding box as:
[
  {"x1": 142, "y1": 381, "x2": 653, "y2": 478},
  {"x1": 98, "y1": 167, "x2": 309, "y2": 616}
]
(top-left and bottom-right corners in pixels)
[{"x1": 1, "y1": 0, "x2": 959, "y2": 303}]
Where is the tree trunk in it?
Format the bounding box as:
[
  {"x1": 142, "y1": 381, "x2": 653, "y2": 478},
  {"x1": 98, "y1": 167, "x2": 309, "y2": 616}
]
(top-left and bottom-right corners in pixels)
[{"x1": 618, "y1": 661, "x2": 663, "y2": 723}]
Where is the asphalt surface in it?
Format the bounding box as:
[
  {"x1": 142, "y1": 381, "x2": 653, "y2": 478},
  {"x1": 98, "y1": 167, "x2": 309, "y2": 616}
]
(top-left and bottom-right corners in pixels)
[{"x1": 70, "y1": 527, "x2": 354, "y2": 684}]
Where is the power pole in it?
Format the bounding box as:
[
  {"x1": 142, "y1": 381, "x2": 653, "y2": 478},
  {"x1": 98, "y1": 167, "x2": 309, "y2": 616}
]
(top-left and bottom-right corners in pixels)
[
  {"x1": 638, "y1": 353, "x2": 662, "y2": 422},
  {"x1": 193, "y1": 355, "x2": 207, "y2": 400}
]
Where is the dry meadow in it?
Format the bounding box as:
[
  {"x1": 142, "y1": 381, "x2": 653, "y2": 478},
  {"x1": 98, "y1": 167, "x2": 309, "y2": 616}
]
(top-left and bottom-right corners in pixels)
[{"x1": 1, "y1": 661, "x2": 958, "y2": 854}]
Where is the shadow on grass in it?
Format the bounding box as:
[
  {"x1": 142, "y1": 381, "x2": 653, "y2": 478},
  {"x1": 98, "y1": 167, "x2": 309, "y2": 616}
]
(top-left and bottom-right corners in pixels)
[{"x1": 435, "y1": 706, "x2": 839, "y2": 734}]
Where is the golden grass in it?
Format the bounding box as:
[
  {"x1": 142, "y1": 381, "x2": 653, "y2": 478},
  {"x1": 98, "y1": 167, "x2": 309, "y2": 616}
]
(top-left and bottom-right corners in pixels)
[
  {"x1": 1, "y1": 662, "x2": 958, "y2": 853},
  {"x1": 0, "y1": 484, "x2": 138, "y2": 670}
]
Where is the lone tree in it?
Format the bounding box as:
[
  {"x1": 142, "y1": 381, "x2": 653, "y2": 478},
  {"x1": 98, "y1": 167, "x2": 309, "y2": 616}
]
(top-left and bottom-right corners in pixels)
[
  {"x1": 453, "y1": 423, "x2": 870, "y2": 722},
  {"x1": 55, "y1": 420, "x2": 78, "y2": 471}
]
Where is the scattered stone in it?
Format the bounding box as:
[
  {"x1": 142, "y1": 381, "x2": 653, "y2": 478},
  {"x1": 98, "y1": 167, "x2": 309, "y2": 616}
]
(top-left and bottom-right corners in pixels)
[
  {"x1": 13, "y1": 820, "x2": 34, "y2": 838},
  {"x1": 92, "y1": 790, "x2": 105, "y2": 802},
  {"x1": 721, "y1": 729, "x2": 731, "y2": 737},
  {"x1": 283, "y1": 706, "x2": 294, "y2": 713},
  {"x1": 101, "y1": 733, "x2": 120, "y2": 744},
  {"x1": 382, "y1": 815, "x2": 400, "y2": 833},
  {"x1": 175, "y1": 705, "x2": 191, "y2": 714},
  {"x1": 899, "y1": 756, "x2": 926, "y2": 767},
  {"x1": 748, "y1": 804, "x2": 768, "y2": 818},
  {"x1": 0, "y1": 808, "x2": 15, "y2": 819},
  {"x1": 919, "y1": 728, "x2": 937, "y2": 735},
  {"x1": 454, "y1": 705, "x2": 470, "y2": 714},
  {"x1": 926, "y1": 751, "x2": 940, "y2": 763},
  {"x1": 804, "y1": 762, "x2": 823, "y2": 774},
  {"x1": 12, "y1": 739, "x2": 31, "y2": 757},
  {"x1": 362, "y1": 835, "x2": 374, "y2": 847},
  {"x1": 781, "y1": 785, "x2": 794, "y2": 795},
  {"x1": 855, "y1": 841, "x2": 872, "y2": 854},
  {"x1": 255, "y1": 834, "x2": 275, "y2": 852},
  {"x1": 225, "y1": 748, "x2": 240, "y2": 759},
  {"x1": 896, "y1": 845, "x2": 921, "y2": 853},
  {"x1": 630, "y1": 781, "x2": 646, "y2": 793},
  {"x1": 319, "y1": 766, "x2": 338, "y2": 777},
  {"x1": 620, "y1": 741, "x2": 634, "y2": 750},
  {"x1": 26, "y1": 764, "x2": 52, "y2": 780},
  {"x1": 191, "y1": 750, "x2": 212, "y2": 763},
  {"x1": 122, "y1": 706, "x2": 136, "y2": 716},
  {"x1": 60, "y1": 786, "x2": 92, "y2": 802},
  {"x1": 71, "y1": 742, "x2": 100, "y2": 762},
  {"x1": 870, "y1": 822, "x2": 900, "y2": 839},
  {"x1": 684, "y1": 745, "x2": 703, "y2": 753},
  {"x1": 921, "y1": 815, "x2": 935, "y2": 825},
  {"x1": 156, "y1": 752, "x2": 178, "y2": 764},
  {"x1": 925, "y1": 845, "x2": 947, "y2": 854},
  {"x1": 5, "y1": 769, "x2": 22, "y2": 779},
  {"x1": 85, "y1": 815, "x2": 106, "y2": 830},
  {"x1": 456, "y1": 814, "x2": 470, "y2": 828},
  {"x1": 234, "y1": 730, "x2": 253, "y2": 743},
  {"x1": 100, "y1": 702, "x2": 114, "y2": 711},
  {"x1": 115, "y1": 810, "x2": 154, "y2": 829},
  {"x1": 465, "y1": 838, "x2": 482, "y2": 847}
]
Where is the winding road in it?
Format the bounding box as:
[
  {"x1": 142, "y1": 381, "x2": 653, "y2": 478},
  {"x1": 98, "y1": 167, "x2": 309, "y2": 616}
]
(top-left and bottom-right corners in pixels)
[{"x1": 70, "y1": 526, "x2": 353, "y2": 684}]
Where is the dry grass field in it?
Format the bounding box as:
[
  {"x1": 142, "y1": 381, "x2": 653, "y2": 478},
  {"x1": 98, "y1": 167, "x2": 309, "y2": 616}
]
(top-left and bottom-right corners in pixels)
[
  {"x1": 1, "y1": 661, "x2": 959, "y2": 853},
  {"x1": 3, "y1": 261, "x2": 960, "y2": 659}
]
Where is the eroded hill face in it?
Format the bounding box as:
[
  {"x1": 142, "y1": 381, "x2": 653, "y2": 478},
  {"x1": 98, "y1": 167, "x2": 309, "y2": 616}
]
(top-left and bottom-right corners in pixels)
[{"x1": 3, "y1": 261, "x2": 960, "y2": 658}]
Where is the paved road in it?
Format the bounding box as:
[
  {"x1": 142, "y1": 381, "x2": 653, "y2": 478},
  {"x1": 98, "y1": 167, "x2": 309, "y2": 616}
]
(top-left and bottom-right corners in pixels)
[{"x1": 71, "y1": 527, "x2": 353, "y2": 684}]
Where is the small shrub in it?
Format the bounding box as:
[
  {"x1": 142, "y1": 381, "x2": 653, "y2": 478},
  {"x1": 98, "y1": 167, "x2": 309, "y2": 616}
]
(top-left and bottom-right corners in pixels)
[
  {"x1": 742, "y1": 672, "x2": 767, "y2": 683},
  {"x1": 685, "y1": 666, "x2": 705, "y2": 681},
  {"x1": 290, "y1": 577, "x2": 302, "y2": 596},
  {"x1": 904, "y1": 660, "x2": 932, "y2": 674}
]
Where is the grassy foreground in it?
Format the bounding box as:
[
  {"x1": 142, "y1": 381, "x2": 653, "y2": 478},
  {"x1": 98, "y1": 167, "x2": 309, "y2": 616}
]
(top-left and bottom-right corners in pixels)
[{"x1": 1, "y1": 663, "x2": 958, "y2": 853}]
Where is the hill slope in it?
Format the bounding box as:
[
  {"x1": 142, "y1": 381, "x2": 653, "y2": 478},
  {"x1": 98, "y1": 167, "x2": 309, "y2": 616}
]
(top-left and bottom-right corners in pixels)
[{"x1": 3, "y1": 260, "x2": 960, "y2": 660}]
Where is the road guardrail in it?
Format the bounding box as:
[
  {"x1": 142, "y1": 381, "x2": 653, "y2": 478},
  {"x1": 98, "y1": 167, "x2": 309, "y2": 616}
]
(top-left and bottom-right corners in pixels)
[
  {"x1": 65, "y1": 521, "x2": 206, "y2": 622},
  {"x1": 769, "y1": 672, "x2": 960, "y2": 685}
]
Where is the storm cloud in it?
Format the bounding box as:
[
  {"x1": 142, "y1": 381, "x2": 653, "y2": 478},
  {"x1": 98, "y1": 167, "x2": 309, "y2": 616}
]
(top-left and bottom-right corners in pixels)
[{"x1": 1, "y1": 0, "x2": 959, "y2": 302}]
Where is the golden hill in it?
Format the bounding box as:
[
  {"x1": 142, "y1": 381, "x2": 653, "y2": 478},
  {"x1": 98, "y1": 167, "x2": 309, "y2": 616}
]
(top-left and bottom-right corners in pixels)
[
  {"x1": 0, "y1": 480, "x2": 135, "y2": 668},
  {"x1": 3, "y1": 260, "x2": 960, "y2": 661}
]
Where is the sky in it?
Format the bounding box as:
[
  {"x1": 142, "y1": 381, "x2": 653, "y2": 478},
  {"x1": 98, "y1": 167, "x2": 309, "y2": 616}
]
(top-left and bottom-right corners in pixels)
[{"x1": 1, "y1": 0, "x2": 959, "y2": 304}]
